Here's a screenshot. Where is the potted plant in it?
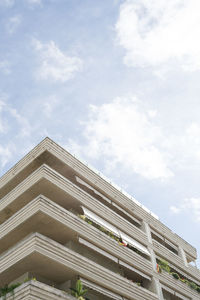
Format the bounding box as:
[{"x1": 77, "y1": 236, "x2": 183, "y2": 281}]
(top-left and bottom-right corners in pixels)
[{"x1": 70, "y1": 280, "x2": 90, "y2": 300}]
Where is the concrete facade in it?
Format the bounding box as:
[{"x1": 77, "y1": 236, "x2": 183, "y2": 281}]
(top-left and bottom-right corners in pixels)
[{"x1": 0, "y1": 137, "x2": 199, "y2": 300}]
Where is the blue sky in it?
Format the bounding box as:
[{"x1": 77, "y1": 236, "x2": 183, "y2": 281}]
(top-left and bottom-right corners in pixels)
[{"x1": 1, "y1": 0, "x2": 200, "y2": 266}]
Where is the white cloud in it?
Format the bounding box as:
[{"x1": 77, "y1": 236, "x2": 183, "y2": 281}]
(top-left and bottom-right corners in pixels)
[
  {"x1": 177, "y1": 123, "x2": 200, "y2": 162},
  {"x1": 170, "y1": 198, "x2": 200, "y2": 222},
  {"x1": 26, "y1": 0, "x2": 41, "y2": 4},
  {"x1": 25, "y1": 0, "x2": 42, "y2": 6},
  {"x1": 33, "y1": 39, "x2": 82, "y2": 82},
  {"x1": 0, "y1": 96, "x2": 35, "y2": 172},
  {"x1": 0, "y1": 0, "x2": 14, "y2": 6},
  {"x1": 0, "y1": 60, "x2": 11, "y2": 74},
  {"x1": 116, "y1": 0, "x2": 200, "y2": 71},
  {"x1": 0, "y1": 0, "x2": 41, "y2": 7},
  {"x1": 170, "y1": 206, "x2": 181, "y2": 214},
  {"x1": 0, "y1": 96, "x2": 32, "y2": 137},
  {"x1": 6, "y1": 15, "x2": 21, "y2": 34},
  {"x1": 0, "y1": 144, "x2": 13, "y2": 168},
  {"x1": 0, "y1": 100, "x2": 7, "y2": 133},
  {"x1": 0, "y1": 99, "x2": 15, "y2": 169},
  {"x1": 8, "y1": 106, "x2": 32, "y2": 137},
  {"x1": 68, "y1": 97, "x2": 173, "y2": 180},
  {"x1": 42, "y1": 95, "x2": 61, "y2": 118}
]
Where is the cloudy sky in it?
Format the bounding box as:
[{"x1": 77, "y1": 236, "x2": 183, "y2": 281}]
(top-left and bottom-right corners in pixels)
[{"x1": 1, "y1": 0, "x2": 200, "y2": 265}]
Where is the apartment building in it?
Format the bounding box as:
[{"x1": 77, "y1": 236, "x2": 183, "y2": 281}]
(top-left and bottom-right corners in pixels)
[{"x1": 0, "y1": 137, "x2": 200, "y2": 300}]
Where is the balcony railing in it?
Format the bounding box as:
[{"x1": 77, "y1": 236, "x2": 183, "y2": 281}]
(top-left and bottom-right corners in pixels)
[
  {"x1": 78, "y1": 213, "x2": 150, "y2": 261},
  {"x1": 157, "y1": 259, "x2": 200, "y2": 295}
]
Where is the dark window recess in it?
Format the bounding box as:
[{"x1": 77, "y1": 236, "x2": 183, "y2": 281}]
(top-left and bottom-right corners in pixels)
[
  {"x1": 151, "y1": 232, "x2": 178, "y2": 255},
  {"x1": 75, "y1": 176, "x2": 142, "y2": 230}
]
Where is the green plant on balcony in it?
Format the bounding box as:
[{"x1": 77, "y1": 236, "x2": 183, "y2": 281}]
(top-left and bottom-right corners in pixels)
[
  {"x1": 99, "y1": 226, "x2": 108, "y2": 234},
  {"x1": 0, "y1": 278, "x2": 36, "y2": 299},
  {"x1": 187, "y1": 281, "x2": 197, "y2": 290},
  {"x1": 158, "y1": 259, "x2": 170, "y2": 273},
  {"x1": 127, "y1": 244, "x2": 143, "y2": 256},
  {"x1": 170, "y1": 272, "x2": 179, "y2": 280},
  {"x1": 70, "y1": 280, "x2": 89, "y2": 300},
  {"x1": 126, "y1": 278, "x2": 143, "y2": 288},
  {"x1": 180, "y1": 278, "x2": 188, "y2": 284},
  {"x1": 135, "y1": 282, "x2": 141, "y2": 287},
  {"x1": 196, "y1": 286, "x2": 200, "y2": 293},
  {"x1": 79, "y1": 214, "x2": 146, "y2": 259},
  {"x1": 0, "y1": 283, "x2": 21, "y2": 299},
  {"x1": 79, "y1": 215, "x2": 120, "y2": 242},
  {"x1": 157, "y1": 259, "x2": 200, "y2": 294}
]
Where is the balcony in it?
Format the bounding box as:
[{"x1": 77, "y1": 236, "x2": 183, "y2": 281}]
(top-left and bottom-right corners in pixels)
[
  {"x1": 153, "y1": 240, "x2": 200, "y2": 283},
  {"x1": 0, "y1": 233, "x2": 158, "y2": 300},
  {"x1": 0, "y1": 280, "x2": 76, "y2": 300},
  {"x1": 0, "y1": 164, "x2": 148, "y2": 247},
  {"x1": 0, "y1": 137, "x2": 196, "y2": 260},
  {"x1": 0, "y1": 195, "x2": 153, "y2": 277},
  {"x1": 153, "y1": 240, "x2": 183, "y2": 268},
  {"x1": 160, "y1": 272, "x2": 198, "y2": 299},
  {"x1": 157, "y1": 259, "x2": 200, "y2": 299},
  {"x1": 151, "y1": 229, "x2": 178, "y2": 255}
]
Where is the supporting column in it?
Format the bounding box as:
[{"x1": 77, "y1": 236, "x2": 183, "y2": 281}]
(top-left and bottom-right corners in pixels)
[
  {"x1": 178, "y1": 246, "x2": 188, "y2": 267},
  {"x1": 142, "y1": 221, "x2": 164, "y2": 300},
  {"x1": 148, "y1": 248, "x2": 157, "y2": 271},
  {"x1": 142, "y1": 221, "x2": 156, "y2": 269},
  {"x1": 142, "y1": 221, "x2": 153, "y2": 244},
  {"x1": 151, "y1": 278, "x2": 164, "y2": 300}
]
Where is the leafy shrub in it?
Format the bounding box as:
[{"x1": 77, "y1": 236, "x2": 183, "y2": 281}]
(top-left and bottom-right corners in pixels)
[
  {"x1": 136, "y1": 282, "x2": 141, "y2": 286},
  {"x1": 70, "y1": 280, "x2": 89, "y2": 300},
  {"x1": 180, "y1": 278, "x2": 187, "y2": 283},
  {"x1": 171, "y1": 272, "x2": 180, "y2": 280},
  {"x1": 0, "y1": 283, "x2": 21, "y2": 299},
  {"x1": 158, "y1": 259, "x2": 170, "y2": 273},
  {"x1": 188, "y1": 281, "x2": 197, "y2": 290},
  {"x1": 196, "y1": 286, "x2": 200, "y2": 293}
]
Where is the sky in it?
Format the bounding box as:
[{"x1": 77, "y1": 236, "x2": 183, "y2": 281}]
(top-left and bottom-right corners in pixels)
[{"x1": 0, "y1": 0, "x2": 200, "y2": 266}]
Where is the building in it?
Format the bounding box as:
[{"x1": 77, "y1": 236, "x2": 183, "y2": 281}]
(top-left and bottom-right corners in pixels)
[{"x1": 0, "y1": 137, "x2": 200, "y2": 300}]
